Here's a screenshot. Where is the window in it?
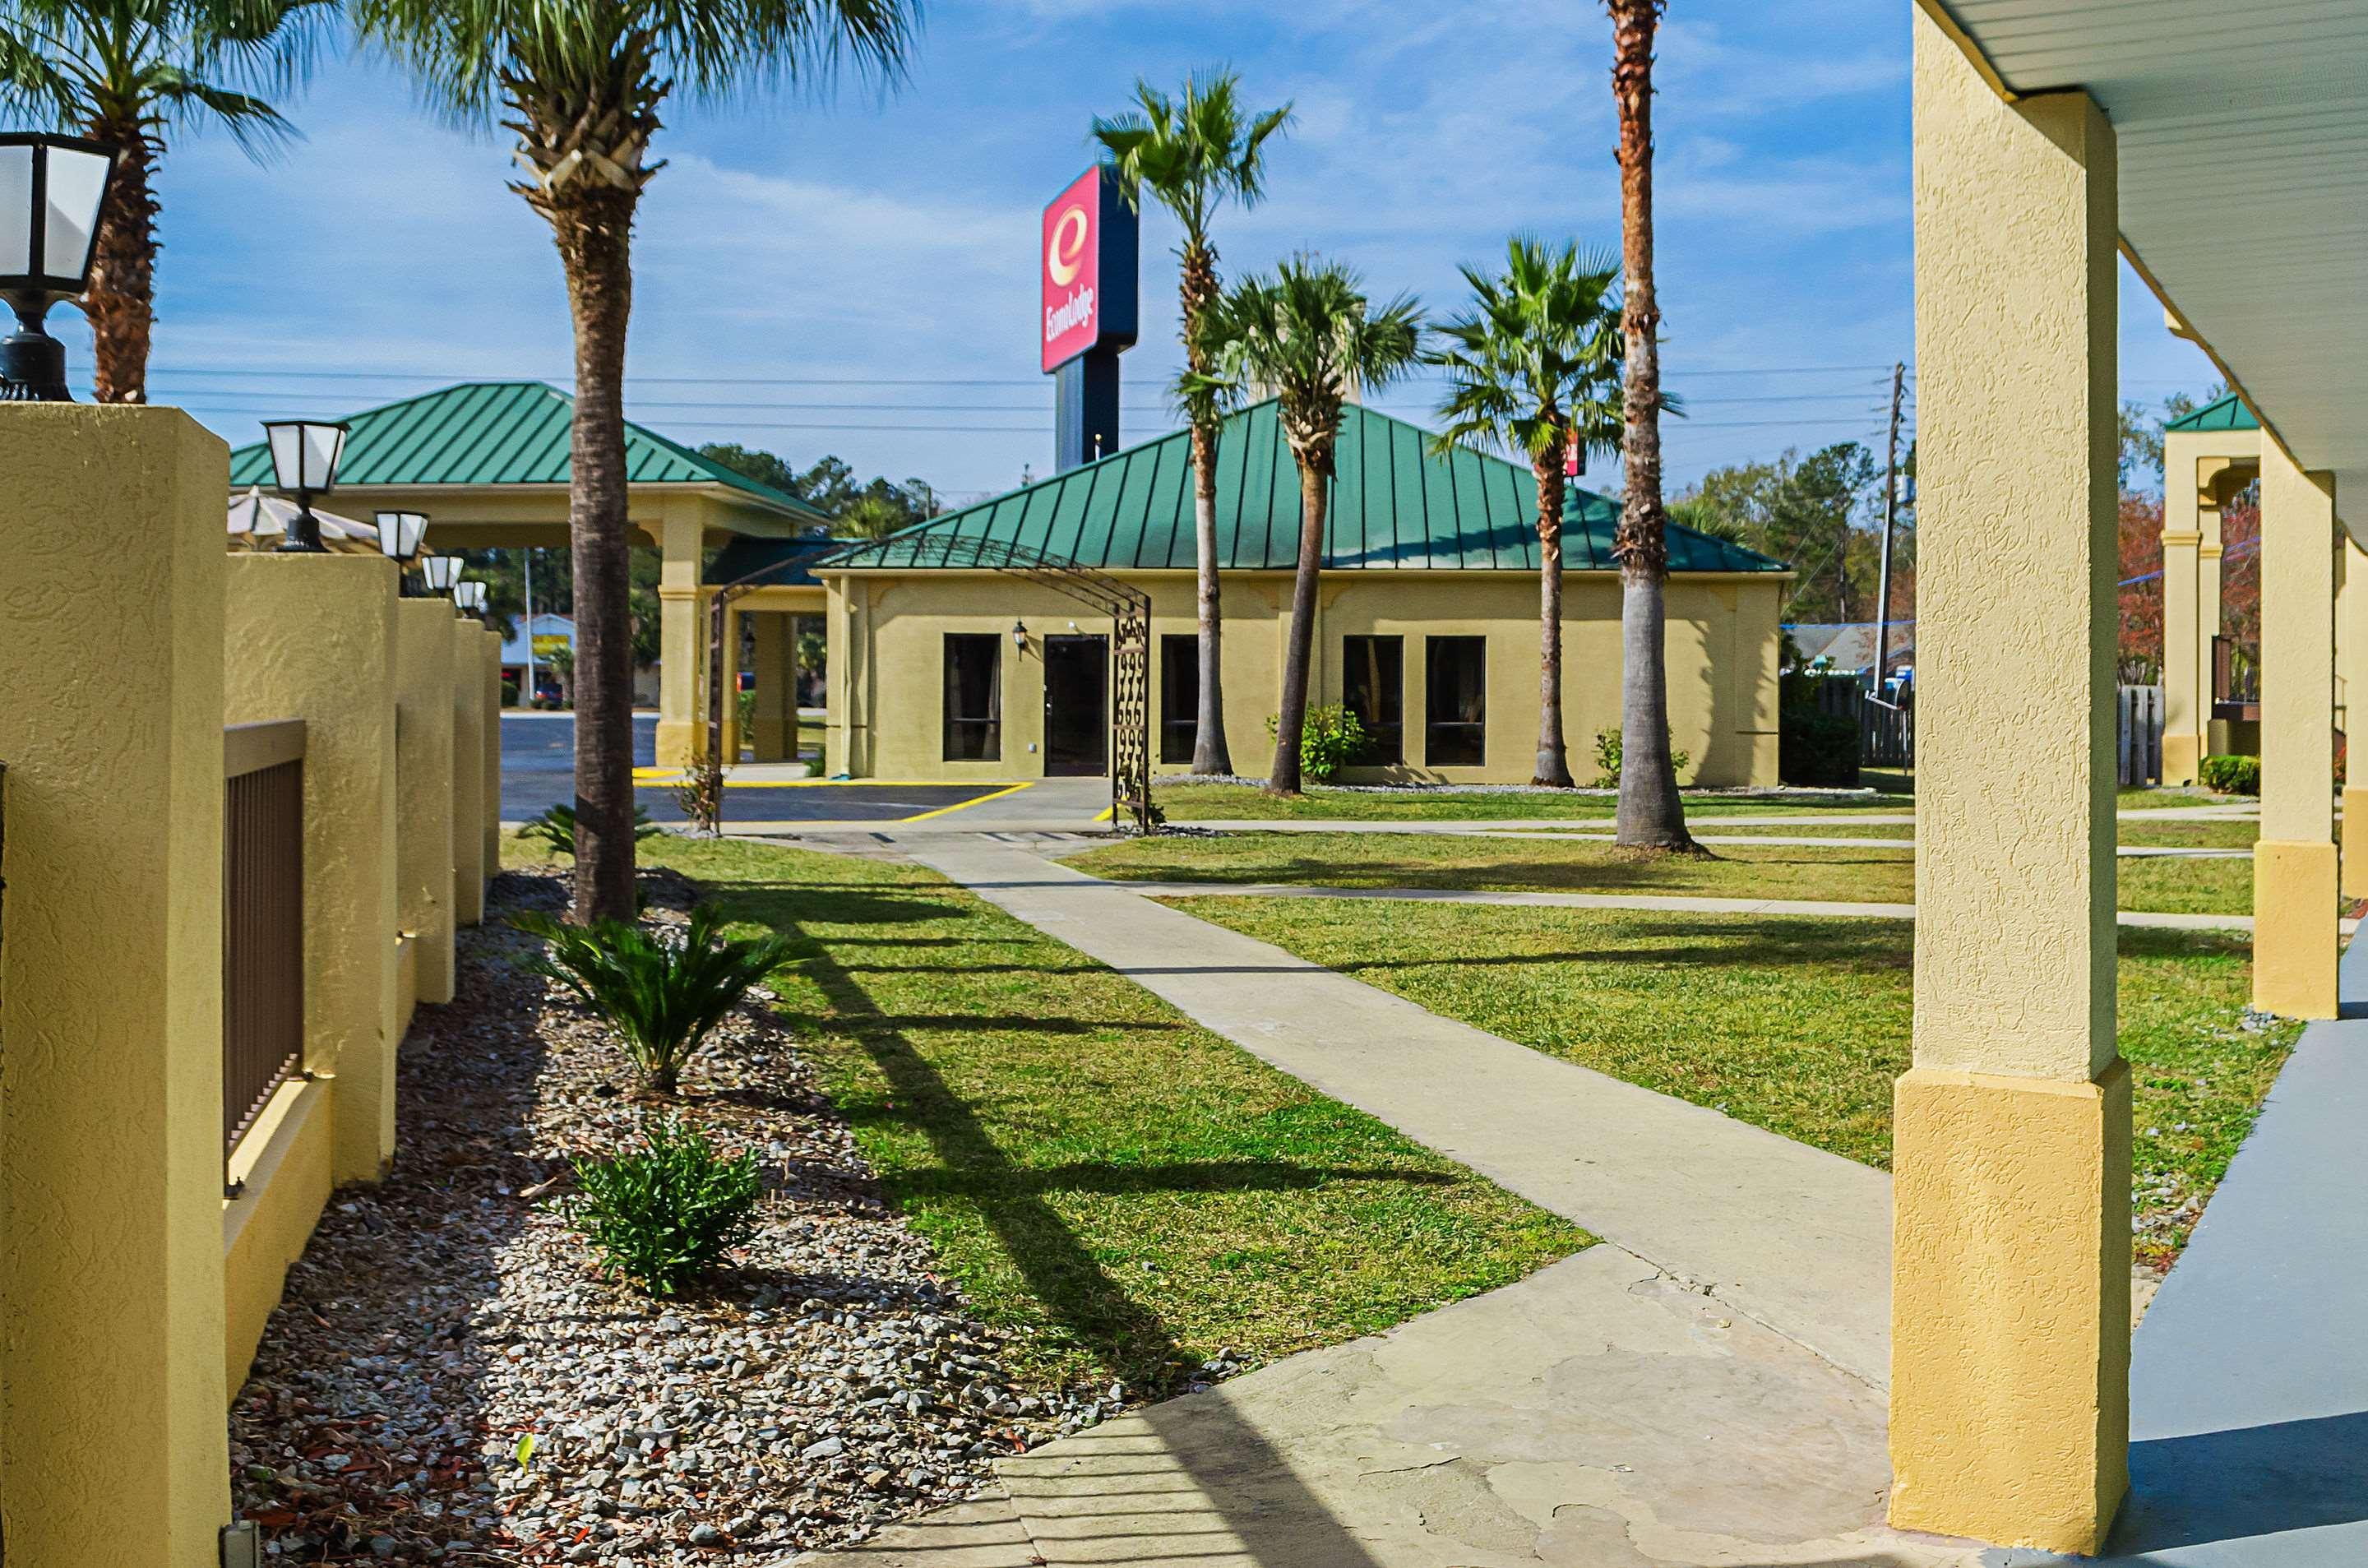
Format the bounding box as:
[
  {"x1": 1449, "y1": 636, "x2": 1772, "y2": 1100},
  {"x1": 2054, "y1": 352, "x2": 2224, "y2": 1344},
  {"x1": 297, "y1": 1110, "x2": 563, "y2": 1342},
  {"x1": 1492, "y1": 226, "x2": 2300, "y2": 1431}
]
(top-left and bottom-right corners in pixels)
[
  {"x1": 942, "y1": 634, "x2": 1001, "y2": 761},
  {"x1": 1342, "y1": 636, "x2": 1404, "y2": 763},
  {"x1": 1160, "y1": 635, "x2": 1198, "y2": 763},
  {"x1": 1426, "y1": 636, "x2": 1487, "y2": 766}
]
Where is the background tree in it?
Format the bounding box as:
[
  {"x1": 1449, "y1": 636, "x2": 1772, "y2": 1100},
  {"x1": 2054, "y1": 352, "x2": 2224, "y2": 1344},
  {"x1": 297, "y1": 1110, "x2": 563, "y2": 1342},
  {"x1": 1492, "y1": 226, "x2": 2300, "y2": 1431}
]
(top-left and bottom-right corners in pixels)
[
  {"x1": 1429, "y1": 236, "x2": 1623, "y2": 785},
  {"x1": 0, "y1": 0, "x2": 327, "y2": 402},
  {"x1": 1606, "y1": 0, "x2": 1690, "y2": 849},
  {"x1": 358, "y1": 0, "x2": 917, "y2": 922},
  {"x1": 1094, "y1": 70, "x2": 1292, "y2": 777},
  {"x1": 698, "y1": 442, "x2": 937, "y2": 537},
  {"x1": 1187, "y1": 256, "x2": 1421, "y2": 794}
]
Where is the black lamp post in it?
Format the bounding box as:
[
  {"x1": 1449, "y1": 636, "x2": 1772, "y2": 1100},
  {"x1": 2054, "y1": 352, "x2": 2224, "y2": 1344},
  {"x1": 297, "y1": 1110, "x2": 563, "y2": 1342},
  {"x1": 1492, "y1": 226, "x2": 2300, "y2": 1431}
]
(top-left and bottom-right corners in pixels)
[
  {"x1": 261, "y1": 419, "x2": 349, "y2": 553},
  {"x1": 376, "y1": 510, "x2": 427, "y2": 593},
  {"x1": 0, "y1": 133, "x2": 120, "y2": 403}
]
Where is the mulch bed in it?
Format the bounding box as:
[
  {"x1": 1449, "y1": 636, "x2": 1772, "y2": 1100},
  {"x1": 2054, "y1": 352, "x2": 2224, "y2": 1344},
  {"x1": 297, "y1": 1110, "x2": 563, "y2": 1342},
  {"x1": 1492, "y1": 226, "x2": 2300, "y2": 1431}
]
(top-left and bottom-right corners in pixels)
[{"x1": 229, "y1": 867, "x2": 1089, "y2": 1565}]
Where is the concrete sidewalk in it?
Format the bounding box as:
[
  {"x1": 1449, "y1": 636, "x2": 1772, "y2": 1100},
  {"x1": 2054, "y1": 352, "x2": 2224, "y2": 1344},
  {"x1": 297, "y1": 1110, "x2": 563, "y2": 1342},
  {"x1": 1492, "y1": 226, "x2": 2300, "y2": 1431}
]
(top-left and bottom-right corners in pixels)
[{"x1": 797, "y1": 835, "x2": 1988, "y2": 1568}]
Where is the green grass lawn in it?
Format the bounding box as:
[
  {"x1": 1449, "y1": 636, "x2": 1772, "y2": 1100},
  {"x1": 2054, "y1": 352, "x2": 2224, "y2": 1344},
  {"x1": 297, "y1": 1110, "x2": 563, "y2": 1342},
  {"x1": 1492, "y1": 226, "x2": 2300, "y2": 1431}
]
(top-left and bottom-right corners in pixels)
[
  {"x1": 1159, "y1": 895, "x2": 2298, "y2": 1265},
  {"x1": 1068, "y1": 830, "x2": 2264, "y2": 915},
  {"x1": 1153, "y1": 780, "x2": 1916, "y2": 821},
  {"x1": 604, "y1": 837, "x2": 1585, "y2": 1390}
]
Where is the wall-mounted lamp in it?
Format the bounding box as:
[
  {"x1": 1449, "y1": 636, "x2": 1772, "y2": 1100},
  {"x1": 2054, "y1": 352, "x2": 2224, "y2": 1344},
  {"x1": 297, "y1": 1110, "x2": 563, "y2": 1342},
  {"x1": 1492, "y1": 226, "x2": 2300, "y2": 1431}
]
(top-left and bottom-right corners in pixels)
[
  {"x1": 1011, "y1": 618, "x2": 1028, "y2": 653},
  {"x1": 419, "y1": 555, "x2": 460, "y2": 595}
]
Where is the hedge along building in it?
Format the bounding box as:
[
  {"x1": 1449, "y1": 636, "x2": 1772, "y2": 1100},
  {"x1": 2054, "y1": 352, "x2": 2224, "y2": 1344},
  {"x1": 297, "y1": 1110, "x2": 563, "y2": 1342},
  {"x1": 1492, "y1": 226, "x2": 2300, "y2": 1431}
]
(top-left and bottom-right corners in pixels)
[
  {"x1": 228, "y1": 381, "x2": 830, "y2": 765},
  {"x1": 813, "y1": 399, "x2": 1791, "y2": 786}
]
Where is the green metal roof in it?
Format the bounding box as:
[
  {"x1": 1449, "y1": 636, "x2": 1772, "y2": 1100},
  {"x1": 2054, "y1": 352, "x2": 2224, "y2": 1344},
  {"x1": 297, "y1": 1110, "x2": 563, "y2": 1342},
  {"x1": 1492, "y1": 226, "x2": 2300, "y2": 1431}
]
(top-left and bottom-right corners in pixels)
[
  {"x1": 2163, "y1": 391, "x2": 2260, "y2": 433},
  {"x1": 226, "y1": 382, "x2": 830, "y2": 521},
  {"x1": 822, "y1": 400, "x2": 1787, "y2": 575}
]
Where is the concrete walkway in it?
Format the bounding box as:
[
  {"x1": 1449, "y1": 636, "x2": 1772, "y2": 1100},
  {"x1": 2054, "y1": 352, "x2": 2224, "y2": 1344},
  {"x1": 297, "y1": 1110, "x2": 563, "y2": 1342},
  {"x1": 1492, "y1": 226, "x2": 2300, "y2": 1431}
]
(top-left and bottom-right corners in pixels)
[
  {"x1": 2011, "y1": 927, "x2": 2368, "y2": 1566},
  {"x1": 797, "y1": 834, "x2": 1984, "y2": 1567}
]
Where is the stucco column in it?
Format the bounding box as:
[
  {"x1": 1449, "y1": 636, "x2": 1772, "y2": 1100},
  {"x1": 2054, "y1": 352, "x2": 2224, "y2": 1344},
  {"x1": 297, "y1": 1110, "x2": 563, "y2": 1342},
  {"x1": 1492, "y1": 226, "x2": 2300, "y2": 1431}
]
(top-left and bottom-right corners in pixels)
[
  {"x1": 482, "y1": 627, "x2": 503, "y2": 875},
  {"x1": 451, "y1": 617, "x2": 488, "y2": 927},
  {"x1": 654, "y1": 514, "x2": 704, "y2": 767},
  {"x1": 2254, "y1": 443, "x2": 2339, "y2": 1016},
  {"x1": 0, "y1": 406, "x2": 233, "y2": 1566},
  {"x1": 2160, "y1": 467, "x2": 2205, "y2": 784},
  {"x1": 225, "y1": 557, "x2": 403, "y2": 1185},
  {"x1": 395, "y1": 599, "x2": 457, "y2": 1006},
  {"x1": 719, "y1": 599, "x2": 744, "y2": 762},
  {"x1": 1894, "y1": 14, "x2": 2129, "y2": 1555},
  {"x1": 2196, "y1": 489, "x2": 2224, "y2": 752},
  {"x1": 750, "y1": 612, "x2": 794, "y2": 761},
  {"x1": 2343, "y1": 540, "x2": 2368, "y2": 895}
]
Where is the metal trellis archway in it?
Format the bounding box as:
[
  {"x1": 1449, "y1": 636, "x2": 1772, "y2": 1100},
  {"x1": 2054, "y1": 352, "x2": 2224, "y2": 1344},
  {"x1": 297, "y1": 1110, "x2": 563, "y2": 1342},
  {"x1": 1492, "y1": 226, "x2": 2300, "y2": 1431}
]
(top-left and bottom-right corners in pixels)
[{"x1": 909, "y1": 530, "x2": 1156, "y2": 833}]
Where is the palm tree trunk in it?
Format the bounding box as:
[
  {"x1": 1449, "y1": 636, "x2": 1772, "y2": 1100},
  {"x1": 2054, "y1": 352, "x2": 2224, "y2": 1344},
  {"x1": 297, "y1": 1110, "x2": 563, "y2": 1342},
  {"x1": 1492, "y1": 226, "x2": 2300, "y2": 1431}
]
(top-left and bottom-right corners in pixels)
[
  {"x1": 1533, "y1": 444, "x2": 1574, "y2": 786},
  {"x1": 1269, "y1": 453, "x2": 1330, "y2": 795},
  {"x1": 1607, "y1": 0, "x2": 1691, "y2": 850},
  {"x1": 1182, "y1": 241, "x2": 1233, "y2": 775},
  {"x1": 82, "y1": 130, "x2": 156, "y2": 405},
  {"x1": 555, "y1": 187, "x2": 642, "y2": 920},
  {"x1": 1600, "y1": 0, "x2": 1695, "y2": 853},
  {"x1": 1191, "y1": 423, "x2": 1233, "y2": 774}
]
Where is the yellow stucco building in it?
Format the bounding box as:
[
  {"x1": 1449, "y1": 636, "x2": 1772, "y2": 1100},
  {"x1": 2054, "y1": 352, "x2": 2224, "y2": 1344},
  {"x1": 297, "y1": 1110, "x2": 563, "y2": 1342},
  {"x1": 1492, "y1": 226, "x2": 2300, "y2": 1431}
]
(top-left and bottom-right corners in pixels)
[{"x1": 810, "y1": 400, "x2": 1790, "y2": 788}]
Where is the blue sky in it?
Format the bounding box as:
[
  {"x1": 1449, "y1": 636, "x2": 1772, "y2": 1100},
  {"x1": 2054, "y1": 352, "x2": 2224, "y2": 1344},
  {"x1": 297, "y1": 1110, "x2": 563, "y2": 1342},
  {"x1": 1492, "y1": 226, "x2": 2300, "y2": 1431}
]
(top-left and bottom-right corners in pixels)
[{"x1": 89, "y1": 0, "x2": 2218, "y2": 506}]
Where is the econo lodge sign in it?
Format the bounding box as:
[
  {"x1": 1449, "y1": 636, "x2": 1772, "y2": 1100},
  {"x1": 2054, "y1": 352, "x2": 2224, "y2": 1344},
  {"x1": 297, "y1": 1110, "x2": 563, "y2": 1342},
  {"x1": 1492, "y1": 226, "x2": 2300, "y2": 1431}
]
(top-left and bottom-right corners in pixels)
[{"x1": 1040, "y1": 166, "x2": 1137, "y2": 373}]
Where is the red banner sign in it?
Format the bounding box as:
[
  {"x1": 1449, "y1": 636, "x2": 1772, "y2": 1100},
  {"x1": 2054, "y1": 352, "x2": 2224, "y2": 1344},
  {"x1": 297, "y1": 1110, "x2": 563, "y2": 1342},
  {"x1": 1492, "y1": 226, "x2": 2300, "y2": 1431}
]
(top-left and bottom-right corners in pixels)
[{"x1": 1041, "y1": 167, "x2": 1104, "y2": 373}]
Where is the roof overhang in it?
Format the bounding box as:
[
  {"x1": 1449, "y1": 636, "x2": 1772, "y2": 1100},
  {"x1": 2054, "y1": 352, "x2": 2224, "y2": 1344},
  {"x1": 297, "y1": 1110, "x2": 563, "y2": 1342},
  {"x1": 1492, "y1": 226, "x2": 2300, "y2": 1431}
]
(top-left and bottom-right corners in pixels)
[
  {"x1": 1922, "y1": 2, "x2": 2368, "y2": 524},
  {"x1": 309, "y1": 481, "x2": 816, "y2": 548}
]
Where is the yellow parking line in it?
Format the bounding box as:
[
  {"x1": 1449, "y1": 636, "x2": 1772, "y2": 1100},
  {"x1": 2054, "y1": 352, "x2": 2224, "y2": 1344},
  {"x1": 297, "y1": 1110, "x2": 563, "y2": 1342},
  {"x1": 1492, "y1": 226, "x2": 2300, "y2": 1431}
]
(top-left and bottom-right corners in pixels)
[
  {"x1": 900, "y1": 781, "x2": 1035, "y2": 822},
  {"x1": 629, "y1": 769, "x2": 1021, "y2": 790}
]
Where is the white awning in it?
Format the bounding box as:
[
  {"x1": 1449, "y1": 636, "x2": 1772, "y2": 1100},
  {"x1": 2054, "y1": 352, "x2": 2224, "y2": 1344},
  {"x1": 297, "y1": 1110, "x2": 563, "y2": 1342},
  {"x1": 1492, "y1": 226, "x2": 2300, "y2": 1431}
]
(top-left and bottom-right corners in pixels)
[{"x1": 226, "y1": 487, "x2": 382, "y2": 553}]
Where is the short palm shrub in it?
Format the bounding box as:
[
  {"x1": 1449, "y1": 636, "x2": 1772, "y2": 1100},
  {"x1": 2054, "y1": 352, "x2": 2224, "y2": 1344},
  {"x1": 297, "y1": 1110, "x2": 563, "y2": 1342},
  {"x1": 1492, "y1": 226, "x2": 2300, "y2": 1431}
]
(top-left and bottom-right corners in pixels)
[
  {"x1": 1266, "y1": 704, "x2": 1368, "y2": 784},
  {"x1": 516, "y1": 803, "x2": 662, "y2": 856},
  {"x1": 1592, "y1": 727, "x2": 1691, "y2": 790},
  {"x1": 2199, "y1": 754, "x2": 2260, "y2": 795},
  {"x1": 512, "y1": 906, "x2": 796, "y2": 1094},
  {"x1": 569, "y1": 1117, "x2": 761, "y2": 1297}
]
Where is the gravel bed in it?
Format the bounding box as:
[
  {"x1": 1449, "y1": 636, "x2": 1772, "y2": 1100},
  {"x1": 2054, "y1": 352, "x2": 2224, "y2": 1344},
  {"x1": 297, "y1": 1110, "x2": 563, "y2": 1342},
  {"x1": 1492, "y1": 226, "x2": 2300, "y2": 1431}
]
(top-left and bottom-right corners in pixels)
[{"x1": 229, "y1": 867, "x2": 1166, "y2": 1565}]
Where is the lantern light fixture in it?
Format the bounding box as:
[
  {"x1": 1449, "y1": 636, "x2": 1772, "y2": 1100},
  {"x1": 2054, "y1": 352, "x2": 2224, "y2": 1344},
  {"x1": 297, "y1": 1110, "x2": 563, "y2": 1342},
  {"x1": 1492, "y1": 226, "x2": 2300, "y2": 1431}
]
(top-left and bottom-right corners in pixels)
[
  {"x1": 376, "y1": 511, "x2": 428, "y2": 595},
  {"x1": 0, "y1": 133, "x2": 119, "y2": 402},
  {"x1": 1011, "y1": 618, "x2": 1028, "y2": 653},
  {"x1": 260, "y1": 419, "x2": 349, "y2": 554},
  {"x1": 419, "y1": 555, "x2": 460, "y2": 594},
  {"x1": 456, "y1": 580, "x2": 488, "y2": 614}
]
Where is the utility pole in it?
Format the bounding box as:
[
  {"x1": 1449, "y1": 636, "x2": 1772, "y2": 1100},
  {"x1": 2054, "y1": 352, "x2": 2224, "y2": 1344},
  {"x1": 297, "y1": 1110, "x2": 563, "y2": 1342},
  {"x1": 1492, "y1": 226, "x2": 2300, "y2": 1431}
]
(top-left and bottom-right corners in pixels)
[
  {"x1": 522, "y1": 547, "x2": 536, "y2": 703},
  {"x1": 1873, "y1": 361, "x2": 1906, "y2": 694}
]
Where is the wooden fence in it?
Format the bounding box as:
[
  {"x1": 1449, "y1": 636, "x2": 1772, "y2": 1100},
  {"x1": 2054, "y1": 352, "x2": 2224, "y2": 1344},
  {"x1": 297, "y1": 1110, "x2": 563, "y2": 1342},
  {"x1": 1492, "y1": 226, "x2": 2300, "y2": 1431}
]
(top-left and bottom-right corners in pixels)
[{"x1": 223, "y1": 719, "x2": 306, "y2": 1177}]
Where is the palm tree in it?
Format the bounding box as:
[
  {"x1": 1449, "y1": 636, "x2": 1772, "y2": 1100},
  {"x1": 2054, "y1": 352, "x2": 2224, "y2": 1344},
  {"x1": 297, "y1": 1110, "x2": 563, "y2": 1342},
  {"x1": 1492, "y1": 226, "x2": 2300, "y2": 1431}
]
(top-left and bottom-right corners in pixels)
[
  {"x1": 357, "y1": 0, "x2": 916, "y2": 922},
  {"x1": 1188, "y1": 256, "x2": 1422, "y2": 796},
  {"x1": 1429, "y1": 237, "x2": 1624, "y2": 787},
  {"x1": 0, "y1": 0, "x2": 327, "y2": 402},
  {"x1": 1606, "y1": 0, "x2": 1691, "y2": 849},
  {"x1": 1094, "y1": 71, "x2": 1292, "y2": 778}
]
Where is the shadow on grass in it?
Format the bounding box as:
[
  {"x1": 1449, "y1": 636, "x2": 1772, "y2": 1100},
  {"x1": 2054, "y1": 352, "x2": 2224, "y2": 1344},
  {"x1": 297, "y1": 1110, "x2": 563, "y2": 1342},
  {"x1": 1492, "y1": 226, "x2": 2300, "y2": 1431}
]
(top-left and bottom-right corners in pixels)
[{"x1": 706, "y1": 872, "x2": 1394, "y2": 1567}]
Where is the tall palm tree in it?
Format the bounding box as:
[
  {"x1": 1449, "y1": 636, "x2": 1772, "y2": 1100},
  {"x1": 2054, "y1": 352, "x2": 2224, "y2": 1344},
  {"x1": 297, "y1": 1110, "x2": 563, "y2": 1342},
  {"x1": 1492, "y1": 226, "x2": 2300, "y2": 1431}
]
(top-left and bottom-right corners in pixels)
[
  {"x1": 1429, "y1": 236, "x2": 1624, "y2": 787},
  {"x1": 1093, "y1": 71, "x2": 1292, "y2": 778},
  {"x1": 357, "y1": 0, "x2": 916, "y2": 922},
  {"x1": 1188, "y1": 255, "x2": 1422, "y2": 796},
  {"x1": 0, "y1": 0, "x2": 327, "y2": 402},
  {"x1": 1606, "y1": 0, "x2": 1691, "y2": 849}
]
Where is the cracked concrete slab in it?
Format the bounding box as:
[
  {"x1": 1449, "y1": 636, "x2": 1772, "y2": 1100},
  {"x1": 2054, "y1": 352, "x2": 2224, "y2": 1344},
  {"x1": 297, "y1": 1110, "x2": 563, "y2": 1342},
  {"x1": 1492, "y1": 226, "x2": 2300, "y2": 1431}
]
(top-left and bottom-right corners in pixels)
[{"x1": 799, "y1": 1250, "x2": 1980, "y2": 1567}]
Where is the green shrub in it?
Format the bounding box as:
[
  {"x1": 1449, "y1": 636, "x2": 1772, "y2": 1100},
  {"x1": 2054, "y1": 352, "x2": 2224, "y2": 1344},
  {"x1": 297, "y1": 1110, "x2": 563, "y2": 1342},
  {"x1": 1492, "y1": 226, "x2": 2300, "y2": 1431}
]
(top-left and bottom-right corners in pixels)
[
  {"x1": 1589, "y1": 727, "x2": 1690, "y2": 790},
  {"x1": 1266, "y1": 704, "x2": 1370, "y2": 784},
  {"x1": 516, "y1": 803, "x2": 662, "y2": 856},
  {"x1": 1779, "y1": 703, "x2": 1860, "y2": 787},
  {"x1": 511, "y1": 905, "x2": 797, "y2": 1094},
  {"x1": 568, "y1": 1117, "x2": 761, "y2": 1296},
  {"x1": 2199, "y1": 754, "x2": 2260, "y2": 795}
]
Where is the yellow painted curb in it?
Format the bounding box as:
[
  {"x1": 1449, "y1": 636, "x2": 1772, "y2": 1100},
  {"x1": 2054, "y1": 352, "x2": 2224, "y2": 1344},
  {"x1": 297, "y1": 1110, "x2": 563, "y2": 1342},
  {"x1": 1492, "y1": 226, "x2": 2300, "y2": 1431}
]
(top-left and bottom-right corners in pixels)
[{"x1": 900, "y1": 781, "x2": 1035, "y2": 821}]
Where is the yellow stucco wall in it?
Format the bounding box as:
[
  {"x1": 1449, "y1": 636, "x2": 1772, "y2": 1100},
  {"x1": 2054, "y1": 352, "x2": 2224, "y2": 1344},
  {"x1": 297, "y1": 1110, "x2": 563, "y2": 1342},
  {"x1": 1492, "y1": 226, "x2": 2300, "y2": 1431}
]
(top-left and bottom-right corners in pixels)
[
  {"x1": 820, "y1": 569, "x2": 1783, "y2": 787},
  {"x1": 224, "y1": 555, "x2": 404, "y2": 1185},
  {"x1": 451, "y1": 618, "x2": 488, "y2": 927},
  {"x1": 482, "y1": 628, "x2": 504, "y2": 857},
  {"x1": 395, "y1": 600, "x2": 458, "y2": 1005},
  {"x1": 221, "y1": 1080, "x2": 333, "y2": 1394},
  {"x1": 0, "y1": 406, "x2": 233, "y2": 1567}
]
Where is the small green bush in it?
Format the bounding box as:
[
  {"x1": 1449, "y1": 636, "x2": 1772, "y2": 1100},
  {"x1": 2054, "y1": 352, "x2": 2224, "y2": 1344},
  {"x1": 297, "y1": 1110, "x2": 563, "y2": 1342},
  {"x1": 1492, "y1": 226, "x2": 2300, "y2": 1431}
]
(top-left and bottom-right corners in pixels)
[
  {"x1": 569, "y1": 1117, "x2": 761, "y2": 1296},
  {"x1": 1589, "y1": 727, "x2": 1690, "y2": 790},
  {"x1": 1779, "y1": 704, "x2": 1860, "y2": 787},
  {"x1": 516, "y1": 803, "x2": 662, "y2": 856},
  {"x1": 1267, "y1": 704, "x2": 1370, "y2": 784},
  {"x1": 512, "y1": 905, "x2": 797, "y2": 1094},
  {"x1": 2199, "y1": 754, "x2": 2260, "y2": 795}
]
